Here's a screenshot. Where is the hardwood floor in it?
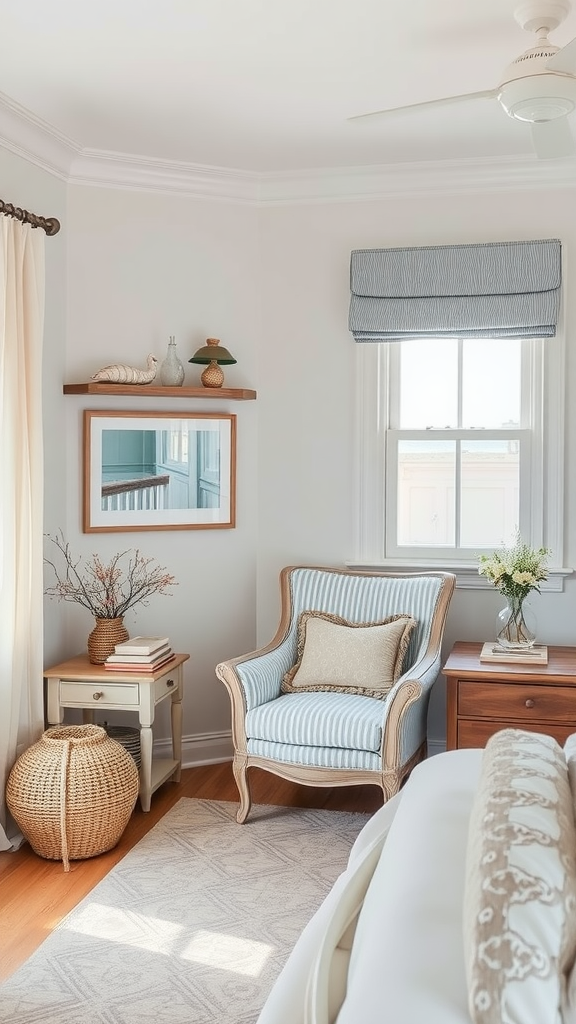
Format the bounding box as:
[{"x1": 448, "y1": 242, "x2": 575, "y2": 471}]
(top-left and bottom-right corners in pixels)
[{"x1": 0, "y1": 762, "x2": 383, "y2": 983}]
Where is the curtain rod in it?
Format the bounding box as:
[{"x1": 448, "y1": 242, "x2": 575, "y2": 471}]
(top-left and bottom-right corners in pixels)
[{"x1": 0, "y1": 199, "x2": 60, "y2": 236}]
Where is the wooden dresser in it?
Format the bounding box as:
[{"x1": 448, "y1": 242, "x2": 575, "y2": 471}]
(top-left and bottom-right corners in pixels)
[{"x1": 443, "y1": 641, "x2": 576, "y2": 750}]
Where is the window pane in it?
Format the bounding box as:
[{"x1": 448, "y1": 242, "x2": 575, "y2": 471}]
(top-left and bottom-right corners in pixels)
[
  {"x1": 397, "y1": 441, "x2": 455, "y2": 546},
  {"x1": 399, "y1": 339, "x2": 457, "y2": 428},
  {"x1": 460, "y1": 440, "x2": 519, "y2": 548},
  {"x1": 462, "y1": 339, "x2": 521, "y2": 428}
]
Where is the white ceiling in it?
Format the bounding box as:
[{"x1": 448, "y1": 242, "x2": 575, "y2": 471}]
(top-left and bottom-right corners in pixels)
[{"x1": 3, "y1": 0, "x2": 576, "y2": 174}]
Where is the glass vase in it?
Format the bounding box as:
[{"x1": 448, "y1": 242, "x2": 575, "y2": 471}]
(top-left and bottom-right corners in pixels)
[
  {"x1": 496, "y1": 595, "x2": 537, "y2": 650},
  {"x1": 160, "y1": 336, "x2": 185, "y2": 387}
]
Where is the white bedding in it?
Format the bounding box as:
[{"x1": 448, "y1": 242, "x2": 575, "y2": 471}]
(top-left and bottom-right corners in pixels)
[
  {"x1": 257, "y1": 749, "x2": 483, "y2": 1024},
  {"x1": 333, "y1": 749, "x2": 482, "y2": 1024}
]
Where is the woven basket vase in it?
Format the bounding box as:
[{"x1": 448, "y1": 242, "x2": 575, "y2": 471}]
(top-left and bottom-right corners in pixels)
[
  {"x1": 6, "y1": 725, "x2": 139, "y2": 871},
  {"x1": 87, "y1": 616, "x2": 129, "y2": 664}
]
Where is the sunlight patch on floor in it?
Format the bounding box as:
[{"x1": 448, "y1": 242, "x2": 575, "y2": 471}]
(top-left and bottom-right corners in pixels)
[
  {"x1": 182, "y1": 929, "x2": 274, "y2": 976},
  {"x1": 62, "y1": 902, "x2": 274, "y2": 975},
  {"x1": 61, "y1": 902, "x2": 183, "y2": 954}
]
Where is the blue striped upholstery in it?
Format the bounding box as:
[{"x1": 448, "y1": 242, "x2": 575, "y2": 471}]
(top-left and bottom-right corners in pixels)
[
  {"x1": 349, "y1": 238, "x2": 561, "y2": 341},
  {"x1": 236, "y1": 569, "x2": 441, "y2": 712},
  {"x1": 248, "y1": 739, "x2": 380, "y2": 771},
  {"x1": 246, "y1": 692, "x2": 385, "y2": 752}
]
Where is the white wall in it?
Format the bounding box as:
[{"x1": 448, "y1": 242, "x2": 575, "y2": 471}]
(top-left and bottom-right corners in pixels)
[
  {"x1": 63, "y1": 185, "x2": 259, "y2": 757},
  {"x1": 255, "y1": 189, "x2": 576, "y2": 746}
]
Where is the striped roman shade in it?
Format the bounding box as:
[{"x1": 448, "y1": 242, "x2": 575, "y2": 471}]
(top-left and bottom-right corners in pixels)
[{"x1": 349, "y1": 238, "x2": 561, "y2": 341}]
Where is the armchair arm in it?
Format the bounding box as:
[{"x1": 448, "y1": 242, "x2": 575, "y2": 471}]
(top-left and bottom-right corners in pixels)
[
  {"x1": 216, "y1": 638, "x2": 297, "y2": 769},
  {"x1": 216, "y1": 635, "x2": 297, "y2": 712},
  {"x1": 381, "y1": 650, "x2": 442, "y2": 768}
]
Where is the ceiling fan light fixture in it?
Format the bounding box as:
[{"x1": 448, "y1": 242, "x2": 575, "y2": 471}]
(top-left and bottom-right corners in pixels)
[{"x1": 498, "y1": 73, "x2": 576, "y2": 121}]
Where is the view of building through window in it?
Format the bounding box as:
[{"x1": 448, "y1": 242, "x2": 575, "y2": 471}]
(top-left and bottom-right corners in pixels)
[{"x1": 391, "y1": 338, "x2": 522, "y2": 551}]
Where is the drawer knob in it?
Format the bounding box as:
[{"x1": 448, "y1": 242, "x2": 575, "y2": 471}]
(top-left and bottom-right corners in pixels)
[
  {"x1": 166, "y1": 679, "x2": 175, "y2": 687},
  {"x1": 525, "y1": 698, "x2": 535, "y2": 709},
  {"x1": 93, "y1": 691, "x2": 104, "y2": 701}
]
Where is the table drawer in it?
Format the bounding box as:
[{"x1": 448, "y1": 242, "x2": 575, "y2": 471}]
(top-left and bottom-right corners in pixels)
[
  {"x1": 154, "y1": 671, "x2": 179, "y2": 702},
  {"x1": 458, "y1": 680, "x2": 576, "y2": 723},
  {"x1": 59, "y1": 680, "x2": 140, "y2": 707}
]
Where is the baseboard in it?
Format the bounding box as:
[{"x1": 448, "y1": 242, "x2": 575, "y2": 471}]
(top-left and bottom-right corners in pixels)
[
  {"x1": 427, "y1": 738, "x2": 446, "y2": 757},
  {"x1": 154, "y1": 730, "x2": 233, "y2": 768}
]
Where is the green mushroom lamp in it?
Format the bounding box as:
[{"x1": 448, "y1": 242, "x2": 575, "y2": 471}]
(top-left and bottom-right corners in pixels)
[{"x1": 188, "y1": 337, "x2": 237, "y2": 389}]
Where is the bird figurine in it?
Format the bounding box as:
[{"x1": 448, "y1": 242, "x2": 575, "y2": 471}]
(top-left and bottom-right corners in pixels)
[{"x1": 91, "y1": 353, "x2": 158, "y2": 384}]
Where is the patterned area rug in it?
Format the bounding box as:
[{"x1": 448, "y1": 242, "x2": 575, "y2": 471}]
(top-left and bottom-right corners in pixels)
[{"x1": 1, "y1": 798, "x2": 369, "y2": 1024}]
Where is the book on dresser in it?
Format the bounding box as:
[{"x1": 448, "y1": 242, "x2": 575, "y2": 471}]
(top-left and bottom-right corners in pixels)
[{"x1": 479, "y1": 641, "x2": 549, "y2": 665}]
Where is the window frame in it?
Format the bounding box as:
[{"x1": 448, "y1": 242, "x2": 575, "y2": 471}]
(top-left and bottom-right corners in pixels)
[{"x1": 351, "y1": 334, "x2": 568, "y2": 591}]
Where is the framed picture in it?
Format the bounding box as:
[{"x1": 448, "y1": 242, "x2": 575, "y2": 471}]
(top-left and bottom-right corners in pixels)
[{"x1": 83, "y1": 410, "x2": 236, "y2": 532}]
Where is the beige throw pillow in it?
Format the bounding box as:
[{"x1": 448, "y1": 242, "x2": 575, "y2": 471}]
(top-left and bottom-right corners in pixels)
[
  {"x1": 280, "y1": 611, "x2": 416, "y2": 700},
  {"x1": 463, "y1": 729, "x2": 576, "y2": 1024}
]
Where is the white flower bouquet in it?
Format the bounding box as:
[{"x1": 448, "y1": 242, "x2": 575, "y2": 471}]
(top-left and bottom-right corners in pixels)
[
  {"x1": 478, "y1": 535, "x2": 549, "y2": 601},
  {"x1": 478, "y1": 534, "x2": 549, "y2": 648}
]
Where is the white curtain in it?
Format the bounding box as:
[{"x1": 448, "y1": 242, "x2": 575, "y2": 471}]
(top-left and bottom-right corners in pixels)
[{"x1": 0, "y1": 217, "x2": 46, "y2": 850}]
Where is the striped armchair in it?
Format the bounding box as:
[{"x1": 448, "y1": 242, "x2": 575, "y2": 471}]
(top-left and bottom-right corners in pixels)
[{"x1": 216, "y1": 566, "x2": 455, "y2": 823}]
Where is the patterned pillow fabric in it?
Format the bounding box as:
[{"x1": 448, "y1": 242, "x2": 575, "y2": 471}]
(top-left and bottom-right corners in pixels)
[
  {"x1": 280, "y1": 611, "x2": 416, "y2": 700},
  {"x1": 463, "y1": 729, "x2": 576, "y2": 1024}
]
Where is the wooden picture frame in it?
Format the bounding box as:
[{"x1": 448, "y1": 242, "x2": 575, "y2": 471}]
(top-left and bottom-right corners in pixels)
[{"x1": 83, "y1": 410, "x2": 236, "y2": 532}]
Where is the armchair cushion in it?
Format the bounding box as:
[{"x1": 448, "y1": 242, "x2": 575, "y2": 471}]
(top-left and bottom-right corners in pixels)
[
  {"x1": 246, "y1": 691, "x2": 387, "y2": 753},
  {"x1": 280, "y1": 611, "x2": 416, "y2": 700}
]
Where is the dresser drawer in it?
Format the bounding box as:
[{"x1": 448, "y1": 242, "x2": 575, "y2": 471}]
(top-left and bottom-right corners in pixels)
[
  {"x1": 458, "y1": 719, "x2": 576, "y2": 749},
  {"x1": 59, "y1": 680, "x2": 140, "y2": 707},
  {"x1": 458, "y1": 680, "x2": 576, "y2": 724}
]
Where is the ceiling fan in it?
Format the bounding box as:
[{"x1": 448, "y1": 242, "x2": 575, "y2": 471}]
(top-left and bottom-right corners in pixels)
[{"x1": 350, "y1": 0, "x2": 576, "y2": 159}]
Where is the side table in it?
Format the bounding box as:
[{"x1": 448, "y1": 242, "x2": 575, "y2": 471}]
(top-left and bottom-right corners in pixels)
[
  {"x1": 44, "y1": 653, "x2": 190, "y2": 811},
  {"x1": 443, "y1": 641, "x2": 576, "y2": 750}
]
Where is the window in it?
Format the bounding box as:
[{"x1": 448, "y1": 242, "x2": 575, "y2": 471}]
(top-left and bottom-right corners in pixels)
[
  {"x1": 353, "y1": 333, "x2": 565, "y2": 581},
  {"x1": 387, "y1": 336, "x2": 527, "y2": 558}
]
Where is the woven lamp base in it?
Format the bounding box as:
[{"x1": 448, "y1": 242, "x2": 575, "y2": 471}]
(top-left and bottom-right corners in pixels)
[
  {"x1": 200, "y1": 361, "x2": 224, "y2": 388},
  {"x1": 6, "y1": 724, "x2": 139, "y2": 870}
]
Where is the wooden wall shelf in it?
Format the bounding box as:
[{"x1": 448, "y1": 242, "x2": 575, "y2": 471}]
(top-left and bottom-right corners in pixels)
[{"x1": 63, "y1": 383, "x2": 257, "y2": 400}]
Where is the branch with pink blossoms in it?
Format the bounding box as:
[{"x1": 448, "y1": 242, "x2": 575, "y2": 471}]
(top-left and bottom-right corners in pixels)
[{"x1": 44, "y1": 531, "x2": 177, "y2": 620}]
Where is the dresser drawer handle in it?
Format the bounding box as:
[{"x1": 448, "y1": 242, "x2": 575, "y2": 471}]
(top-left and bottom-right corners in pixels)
[
  {"x1": 525, "y1": 698, "x2": 535, "y2": 709},
  {"x1": 92, "y1": 691, "x2": 104, "y2": 701},
  {"x1": 166, "y1": 679, "x2": 175, "y2": 687}
]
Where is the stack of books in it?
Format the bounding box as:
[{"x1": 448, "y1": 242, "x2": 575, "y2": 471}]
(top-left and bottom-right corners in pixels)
[{"x1": 104, "y1": 635, "x2": 174, "y2": 672}]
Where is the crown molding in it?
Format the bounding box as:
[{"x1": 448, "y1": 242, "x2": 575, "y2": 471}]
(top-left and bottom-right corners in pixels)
[
  {"x1": 0, "y1": 90, "x2": 79, "y2": 181},
  {"x1": 68, "y1": 148, "x2": 258, "y2": 204},
  {"x1": 69, "y1": 148, "x2": 576, "y2": 204},
  {"x1": 1, "y1": 91, "x2": 576, "y2": 204},
  {"x1": 256, "y1": 154, "x2": 576, "y2": 204}
]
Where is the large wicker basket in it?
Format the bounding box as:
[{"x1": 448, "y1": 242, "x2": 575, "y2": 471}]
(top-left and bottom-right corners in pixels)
[{"x1": 6, "y1": 724, "x2": 139, "y2": 870}]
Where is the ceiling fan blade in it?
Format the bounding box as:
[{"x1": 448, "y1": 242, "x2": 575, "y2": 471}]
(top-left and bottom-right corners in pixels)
[
  {"x1": 546, "y1": 36, "x2": 576, "y2": 74},
  {"x1": 348, "y1": 89, "x2": 496, "y2": 124},
  {"x1": 531, "y1": 117, "x2": 576, "y2": 158}
]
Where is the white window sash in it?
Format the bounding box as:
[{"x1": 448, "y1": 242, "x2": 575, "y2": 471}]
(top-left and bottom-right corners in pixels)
[{"x1": 385, "y1": 427, "x2": 532, "y2": 561}]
